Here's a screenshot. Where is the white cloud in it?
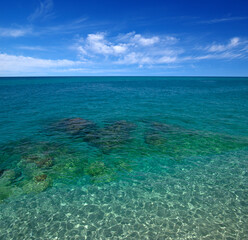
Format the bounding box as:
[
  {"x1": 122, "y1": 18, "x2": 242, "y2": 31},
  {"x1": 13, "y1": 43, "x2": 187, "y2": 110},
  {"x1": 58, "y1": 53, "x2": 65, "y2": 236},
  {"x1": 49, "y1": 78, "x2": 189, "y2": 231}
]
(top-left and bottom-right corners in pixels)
[
  {"x1": 207, "y1": 37, "x2": 240, "y2": 52},
  {"x1": 229, "y1": 37, "x2": 240, "y2": 47},
  {"x1": 78, "y1": 33, "x2": 128, "y2": 56},
  {"x1": 132, "y1": 34, "x2": 159, "y2": 46},
  {"x1": 112, "y1": 45, "x2": 127, "y2": 54},
  {"x1": 0, "y1": 53, "x2": 83, "y2": 75},
  {"x1": 164, "y1": 36, "x2": 178, "y2": 42},
  {"x1": 28, "y1": 0, "x2": 54, "y2": 22},
  {"x1": 0, "y1": 27, "x2": 32, "y2": 37},
  {"x1": 117, "y1": 32, "x2": 177, "y2": 46},
  {"x1": 77, "y1": 32, "x2": 180, "y2": 66}
]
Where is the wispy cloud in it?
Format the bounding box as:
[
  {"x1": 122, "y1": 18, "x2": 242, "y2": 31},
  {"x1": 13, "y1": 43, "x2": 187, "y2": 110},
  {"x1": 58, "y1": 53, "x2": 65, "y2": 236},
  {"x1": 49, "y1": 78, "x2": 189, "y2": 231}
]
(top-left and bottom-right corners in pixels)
[
  {"x1": 192, "y1": 52, "x2": 243, "y2": 60},
  {"x1": 206, "y1": 37, "x2": 240, "y2": 52},
  {"x1": 0, "y1": 27, "x2": 32, "y2": 37},
  {"x1": 0, "y1": 53, "x2": 83, "y2": 75},
  {"x1": 28, "y1": 0, "x2": 55, "y2": 22},
  {"x1": 199, "y1": 16, "x2": 248, "y2": 24},
  {"x1": 34, "y1": 17, "x2": 90, "y2": 35},
  {"x1": 17, "y1": 46, "x2": 47, "y2": 51},
  {"x1": 0, "y1": 17, "x2": 88, "y2": 39},
  {"x1": 116, "y1": 53, "x2": 178, "y2": 66},
  {"x1": 0, "y1": 17, "x2": 108, "y2": 38},
  {"x1": 188, "y1": 37, "x2": 248, "y2": 61}
]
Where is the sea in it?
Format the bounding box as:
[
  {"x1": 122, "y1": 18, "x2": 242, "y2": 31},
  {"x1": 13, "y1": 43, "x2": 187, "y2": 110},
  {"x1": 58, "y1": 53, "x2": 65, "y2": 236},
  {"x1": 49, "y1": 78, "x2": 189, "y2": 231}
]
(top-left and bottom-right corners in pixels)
[{"x1": 0, "y1": 76, "x2": 247, "y2": 239}]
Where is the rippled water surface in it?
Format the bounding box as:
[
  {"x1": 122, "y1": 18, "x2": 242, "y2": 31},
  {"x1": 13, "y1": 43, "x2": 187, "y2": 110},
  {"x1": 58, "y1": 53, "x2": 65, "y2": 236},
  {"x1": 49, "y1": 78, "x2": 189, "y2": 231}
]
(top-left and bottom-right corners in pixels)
[{"x1": 0, "y1": 77, "x2": 248, "y2": 239}]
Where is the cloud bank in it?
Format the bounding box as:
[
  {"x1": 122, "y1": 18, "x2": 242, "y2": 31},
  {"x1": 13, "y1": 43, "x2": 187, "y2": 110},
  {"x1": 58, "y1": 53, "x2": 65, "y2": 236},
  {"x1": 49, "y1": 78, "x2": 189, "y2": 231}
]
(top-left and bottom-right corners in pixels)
[{"x1": 0, "y1": 53, "x2": 83, "y2": 75}]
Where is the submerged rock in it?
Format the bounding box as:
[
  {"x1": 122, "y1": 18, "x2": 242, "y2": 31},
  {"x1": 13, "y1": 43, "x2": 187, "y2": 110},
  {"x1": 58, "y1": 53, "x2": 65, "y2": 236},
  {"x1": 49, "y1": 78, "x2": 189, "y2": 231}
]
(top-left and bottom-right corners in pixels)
[
  {"x1": 51, "y1": 117, "x2": 97, "y2": 136},
  {"x1": 1, "y1": 138, "x2": 32, "y2": 155},
  {"x1": 144, "y1": 130, "x2": 167, "y2": 146},
  {"x1": 114, "y1": 160, "x2": 133, "y2": 172},
  {"x1": 0, "y1": 169, "x2": 20, "y2": 185},
  {"x1": 22, "y1": 174, "x2": 52, "y2": 194},
  {"x1": 151, "y1": 122, "x2": 173, "y2": 132},
  {"x1": 84, "y1": 120, "x2": 136, "y2": 152},
  {"x1": 2, "y1": 139, "x2": 65, "y2": 161},
  {"x1": 147, "y1": 122, "x2": 248, "y2": 160},
  {"x1": 85, "y1": 161, "x2": 117, "y2": 183},
  {"x1": 17, "y1": 141, "x2": 70, "y2": 173},
  {"x1": 151, "y1": 122, "x2": 197, "y2": 136},
  {"x1": 24, "y1": 154, "x2": 53, "y2": 168},
  {"x1": 1, "y1": 169, "x2": 17, "y2": 180},
  {"x1": 0, "y1": 169, "x2": 6, "y2": 178},
  {"x1": 0, "y1": 169, "x2": 22, "y2": 202},
  {"x1": 34, "y1": 174, "x2": 47, "y2": 182},
  {"x1": 85, "y1": 162, "x2": 107, "y2": 177},
  {"x1": 0, "y1": 185, "x2": 12, "y2": 202},
  {"x1": 51, "y1": 154, "x2": 86, "y2": 180},
  {"x1": 105, "y1": 120, "x2": 136, "y2": 132}
]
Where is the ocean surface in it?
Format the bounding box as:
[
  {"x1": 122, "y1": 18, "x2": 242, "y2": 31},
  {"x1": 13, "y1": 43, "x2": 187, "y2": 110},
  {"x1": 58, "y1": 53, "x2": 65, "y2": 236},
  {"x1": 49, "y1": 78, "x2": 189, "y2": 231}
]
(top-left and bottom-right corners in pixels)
[{"x1": 0, "y1": 76, "x2": 247, "y2": 240}]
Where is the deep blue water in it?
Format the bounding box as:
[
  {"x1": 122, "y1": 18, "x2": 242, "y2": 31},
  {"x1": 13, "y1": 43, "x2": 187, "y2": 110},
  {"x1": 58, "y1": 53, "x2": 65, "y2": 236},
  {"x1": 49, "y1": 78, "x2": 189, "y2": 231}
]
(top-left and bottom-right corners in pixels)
[{"x1": 0, "y1": 77, "x2": 248, "y2": 239}]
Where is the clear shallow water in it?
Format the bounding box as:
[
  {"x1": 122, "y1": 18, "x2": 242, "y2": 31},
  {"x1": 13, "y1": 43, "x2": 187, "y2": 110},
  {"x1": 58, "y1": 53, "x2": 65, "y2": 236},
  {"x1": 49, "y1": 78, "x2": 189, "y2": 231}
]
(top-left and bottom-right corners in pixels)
[{"x1": 0, "y1": 77, "x2": 248, "y2": 239}]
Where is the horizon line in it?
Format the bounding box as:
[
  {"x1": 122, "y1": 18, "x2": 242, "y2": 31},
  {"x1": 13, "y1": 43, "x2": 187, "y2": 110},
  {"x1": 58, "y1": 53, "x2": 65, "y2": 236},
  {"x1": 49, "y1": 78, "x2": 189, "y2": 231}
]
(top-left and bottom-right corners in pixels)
[{"x1": 0, "y1": 75, "x2": 248, "y2": 78}]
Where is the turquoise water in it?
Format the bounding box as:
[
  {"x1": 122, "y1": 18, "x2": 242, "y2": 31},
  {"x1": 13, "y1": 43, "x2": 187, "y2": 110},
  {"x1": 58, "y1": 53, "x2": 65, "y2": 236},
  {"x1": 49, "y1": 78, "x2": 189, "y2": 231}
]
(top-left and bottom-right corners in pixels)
[{"x1": 0, "y1": 77, "x2": 248, "y2": 239}]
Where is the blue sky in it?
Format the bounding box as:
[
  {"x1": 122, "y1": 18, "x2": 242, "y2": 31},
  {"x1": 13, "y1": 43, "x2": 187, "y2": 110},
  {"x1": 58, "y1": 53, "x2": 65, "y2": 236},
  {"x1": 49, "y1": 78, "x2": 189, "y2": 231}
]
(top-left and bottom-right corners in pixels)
[{"x1": 0, "y1": 0, "x2": 248, "y2": 76}]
